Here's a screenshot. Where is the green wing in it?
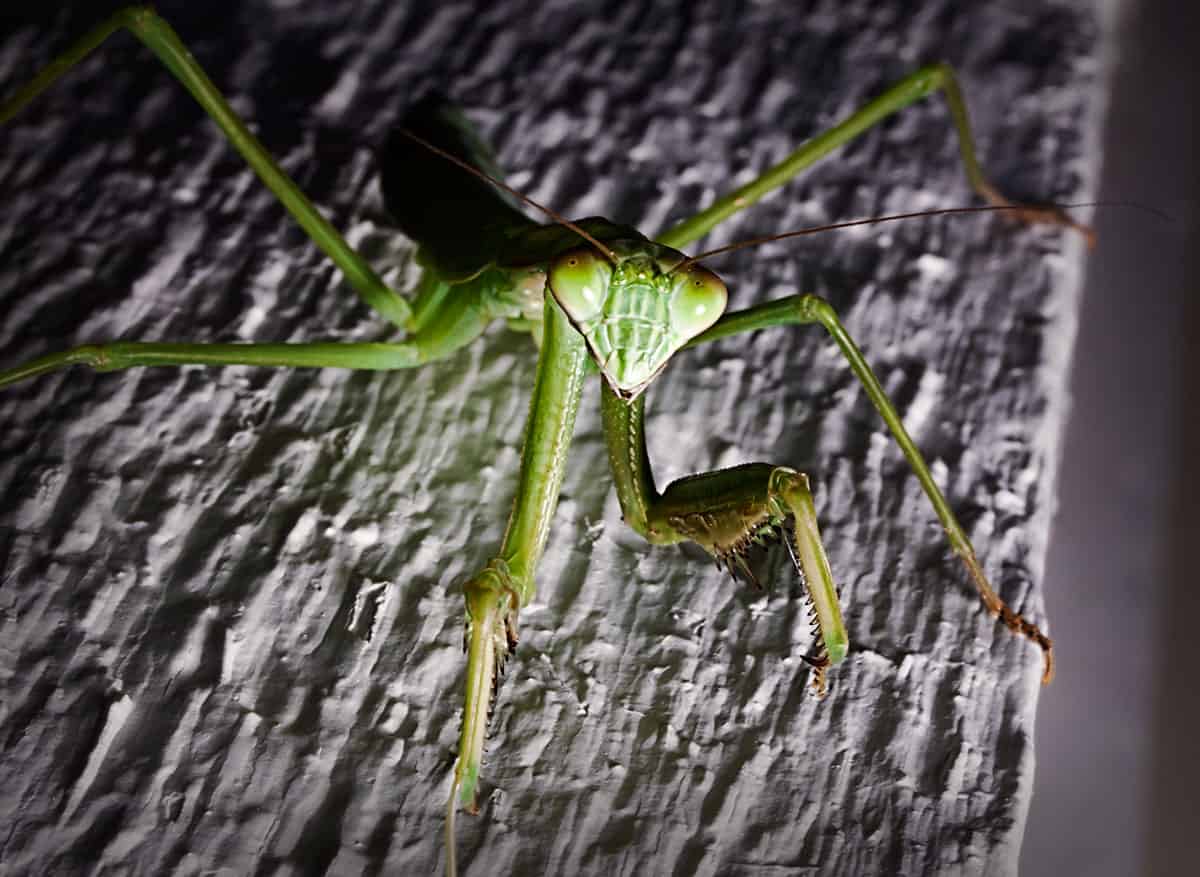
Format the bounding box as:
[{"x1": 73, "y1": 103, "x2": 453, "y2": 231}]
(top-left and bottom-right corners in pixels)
[
  {"x1": 379, "y1": 98, "x2": 654, "y2": 284},
  {"x1": 378, "y1": 96, "x2": 537, "y2": 282}
]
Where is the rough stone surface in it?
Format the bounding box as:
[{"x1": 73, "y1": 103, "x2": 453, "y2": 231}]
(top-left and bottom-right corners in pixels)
[{"x1": 0, "y1": 1, "x2": 1097, "y2": 874}]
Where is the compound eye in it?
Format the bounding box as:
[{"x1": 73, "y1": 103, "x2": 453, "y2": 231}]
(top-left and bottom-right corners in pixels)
[
  {"x1": 548, "y1": 247, "x2": 612, "y2": 323},
  {"x1": 670, "y1": 265, "x2": 727, "y2": 339}
]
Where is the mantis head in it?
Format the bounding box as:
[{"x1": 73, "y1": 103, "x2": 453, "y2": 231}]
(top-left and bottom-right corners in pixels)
[{"x1": 547, "y1": 240, "x2": 727, "y2": 398}]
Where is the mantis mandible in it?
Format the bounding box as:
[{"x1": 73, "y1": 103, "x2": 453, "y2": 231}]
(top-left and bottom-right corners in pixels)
[{"x1": 0, "y1": 5, "x2": 1091, "y2": 873}]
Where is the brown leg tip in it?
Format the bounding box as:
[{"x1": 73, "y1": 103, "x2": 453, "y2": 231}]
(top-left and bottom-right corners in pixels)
[
  {"x1": 1040, "y1": 643, "x2": 1055, "y2": 685},
  {"x1": 978, "y1": 181, "x2": 1096, "y2": 248}
]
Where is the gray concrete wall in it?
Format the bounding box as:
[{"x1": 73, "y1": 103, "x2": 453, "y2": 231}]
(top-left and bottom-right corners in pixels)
[{"x1": 0, "y1": 2, "x2": 1102, "y2": 874}]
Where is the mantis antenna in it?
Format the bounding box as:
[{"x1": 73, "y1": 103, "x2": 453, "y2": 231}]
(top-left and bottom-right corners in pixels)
[
  {"x1": 678, "y1": 202, "x2": 1102, "y2": 269},
  {"x1": 398, "y1": 130, "x2": 1150, "y2": 267}
]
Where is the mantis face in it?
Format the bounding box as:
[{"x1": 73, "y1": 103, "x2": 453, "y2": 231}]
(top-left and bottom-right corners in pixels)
[{"x1": 547, "y1": 241, "x2": 727, "y2": 398}]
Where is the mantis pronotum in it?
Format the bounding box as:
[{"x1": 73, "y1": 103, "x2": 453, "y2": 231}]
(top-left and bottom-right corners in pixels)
[{"x1": 0, "y1": 3, "x2": 1094, "y2": 873}]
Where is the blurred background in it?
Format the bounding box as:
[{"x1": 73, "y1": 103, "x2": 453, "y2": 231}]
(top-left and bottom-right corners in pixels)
[{"x1": 1023, "y1": 0, "x2": 1200, "y2": 875}]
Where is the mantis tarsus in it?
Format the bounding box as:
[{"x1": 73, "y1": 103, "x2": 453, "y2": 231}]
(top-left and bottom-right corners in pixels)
[{"x1": 0, "y1": 3, "x2": 1094, "y2": 873}]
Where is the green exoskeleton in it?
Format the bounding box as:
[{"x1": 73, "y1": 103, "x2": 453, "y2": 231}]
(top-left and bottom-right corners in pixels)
[{"x1": 0, "y1": 7, "x2": 1088, "y2": 874}]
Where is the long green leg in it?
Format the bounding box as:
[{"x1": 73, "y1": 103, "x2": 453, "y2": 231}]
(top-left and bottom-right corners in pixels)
[
  {"x1": 0, "y1": 269, "x2": 512, "y2": 389},
  {"x1": 0, "y1": 5, "x2": 412, "y2": 327},
  {"x1": 681, "y1": 293, "x2": 1054, "y2": 681},
  {"x1": 657, "y1": 63, "x2": 1092, "y2": 251},
  {"x1": 0, "y1": 341, "x2": 425, "y2": 388},
  {"x1": 445, "y1": 294, "x2": 588, "y2": 874}
]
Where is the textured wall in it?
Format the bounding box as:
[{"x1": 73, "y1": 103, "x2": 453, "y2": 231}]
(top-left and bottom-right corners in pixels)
[{"x1": 0, "y1": 1, "x2": 1097, "y2": 874}]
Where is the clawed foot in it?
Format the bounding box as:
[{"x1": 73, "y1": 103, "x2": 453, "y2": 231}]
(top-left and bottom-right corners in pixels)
[{"x1": 978, "y1": 180, "x2": 1096, "y2": 249}]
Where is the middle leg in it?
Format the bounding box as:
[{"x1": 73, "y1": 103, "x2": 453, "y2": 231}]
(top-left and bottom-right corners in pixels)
[{"x1": 0, "y1": 267, "x2": 512, "y2": 390}]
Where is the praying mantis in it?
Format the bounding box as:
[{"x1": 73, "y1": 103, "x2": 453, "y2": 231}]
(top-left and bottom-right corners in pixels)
[{"x1": 0, "y1": 1, "x2": 1095, "y2": 874}]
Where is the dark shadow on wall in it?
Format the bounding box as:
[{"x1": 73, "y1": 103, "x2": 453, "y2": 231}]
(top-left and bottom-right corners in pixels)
[{"x1": 1146, "y1": 0, "x2": 1200, "y2": 869}]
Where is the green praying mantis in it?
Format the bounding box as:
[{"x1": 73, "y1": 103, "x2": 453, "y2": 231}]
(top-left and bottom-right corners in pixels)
[{"x1": 0, "y1": 5, "x2": 1091, "y2": 873}]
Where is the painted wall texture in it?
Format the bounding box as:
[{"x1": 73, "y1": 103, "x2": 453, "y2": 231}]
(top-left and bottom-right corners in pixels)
[{"x1": 0, "y1": 2, "x2": 1097, "y2": 874}]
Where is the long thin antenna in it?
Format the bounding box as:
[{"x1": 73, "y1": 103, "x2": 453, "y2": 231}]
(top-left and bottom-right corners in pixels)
[
  {"x1": 399, "y1": 129, "x2": 619, "y2": 264},
  {"x1": 679, "y1": 203, "x2": 1105, "y2": 269}
]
